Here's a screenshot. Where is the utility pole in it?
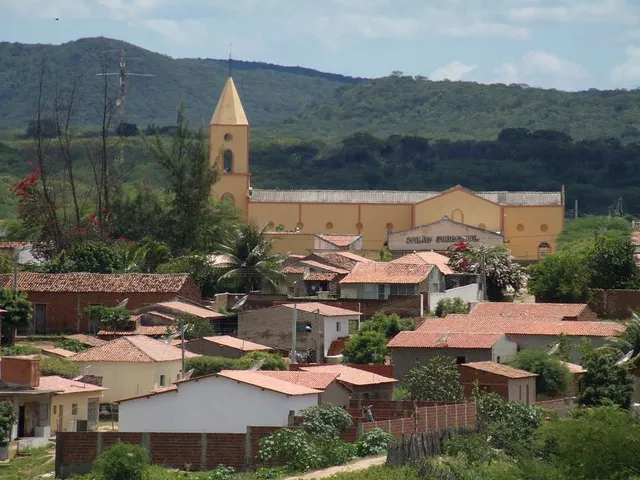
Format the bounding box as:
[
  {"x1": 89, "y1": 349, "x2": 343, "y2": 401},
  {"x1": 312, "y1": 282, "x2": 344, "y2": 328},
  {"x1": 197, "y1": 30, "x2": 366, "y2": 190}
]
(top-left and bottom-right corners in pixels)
[
  {"x1": 574, "y1": 199, "x2": 578, "y2": 219},
  {"x1": 291, "y1": 303, "x2": 298, "y2": 364},
  {"x1": 480, "y1": 252, "x2": 487, "y2": 301},
  {"x1": 96, "y1": 48, "x2": 155, "y2": 166}
]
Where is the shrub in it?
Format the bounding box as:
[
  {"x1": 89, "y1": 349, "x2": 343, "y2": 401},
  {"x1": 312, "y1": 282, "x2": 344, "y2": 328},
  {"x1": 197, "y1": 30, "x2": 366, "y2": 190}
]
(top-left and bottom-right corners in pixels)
[
  {"x1": 444, "y1": 434, "x2": 496, "y2": 465},
  {"x1": 92, "y1": 441, "x2": 149, "y2": 480},
  {"x1": 84, "y1": 306, "x2": 131, "y2": 331},
  {"x1": 241, "y1": 351, "x2": 287, "y2": 371},
  {"x1": 360, "y1": 311, "x2": 413, "y2": 338},
  {"x1": 38, "y1": 355, "x2": 80, "y2": 379},
  {"x1": 258, "y1": 429, "x2": 321, "y2": 472},
  {"x1": 184, "y1": 356, "x2": 245, "y2": 377},
  {"x1": 355, "y1": 428, "x2": 394, "y2": 457},
  {"x1": 405, "y1": 356, "x2": 464, "y2": 402},
  {"x1": 578, "y1": 341, "x2": 633, "y2": 408},
  {"x1": 300, "y1": 404, "x2": 353, "y2": 439},
  {"x1": 509, "y1": 348, "x2": 572, "y2": 397},
  {"x1": 0, "y1": 401, "x2": 17, "y2": 447},
  {"x1": 55, "y1": 338, "x2": 87, "y2": 353},
  {"x1": 208, "y1": 465, "x2": 236, "y2": 480},
  {"x1": 434, "y1": 297, "x2": 467, "y2": 317},
  {"x1": 342, "y1": 330, "x2": 388, "y2": 364},
  {"x1": 0, "y1": 345, "x2": 39, "y2": 356}
]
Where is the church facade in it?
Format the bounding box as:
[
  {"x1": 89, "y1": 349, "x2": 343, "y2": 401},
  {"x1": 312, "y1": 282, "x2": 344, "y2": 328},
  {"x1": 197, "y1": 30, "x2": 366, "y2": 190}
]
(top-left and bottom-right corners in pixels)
[{"x1": 209, "y1": 77, "x2": 565, "y2": 261}]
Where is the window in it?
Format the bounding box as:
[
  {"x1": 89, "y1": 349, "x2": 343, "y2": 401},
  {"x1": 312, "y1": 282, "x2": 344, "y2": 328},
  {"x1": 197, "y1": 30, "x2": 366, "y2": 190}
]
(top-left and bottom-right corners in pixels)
[
  {"x1": 451, "y1": 209, "x2": 464, "y2": 223},
  {"x1": 224, "y1": 133, "x2": 233, "y2": 142},
  {"x1": 160, "y1": 375, "x2": 166, "y2": 387},
  {"x1": 71, "y1": 404, "x2": 78, "y2": 415},
  {"x1": 540, "y1": 224, "x2": 549, "y2": 232},
  {"x1": 223, "y1": 149, "x2": 233, "y2": 173},
  {"x1": 496, "y1": 356, "x2": 501, "y2": 363},
  {"x1": 221, "y1": 193, "x2": 235, "y2": 206},
  {"x1": 519, "y1": 385, "x2": 523, "y2": 401},
  {"x1": 455, "y1": 356, "x2": 466, "y2": 364},
  {"x1": 326, "y1": 222, "x2": 333, "y2": 229},
  {"x1": 539, "y1": 242, "x2": 552, "y2": 259},
  {"x1": 377, "y1": 284, "x2": 386, "y2": 300},
  {"x1": 336, "y1": 322, "x2": 341, "y2": 332},
  {"x1": 516, "y1": 223, "x2": 525, "y2": 232},
  {"x1": 53, "y1": 406, "x2": 57, "y2": 415},
  {"x1": 296, "y1": 323, "x2": 312, "y2": 333},
  {"x1": 389, "y1": 284, "x2": 416, "y2": 296}
]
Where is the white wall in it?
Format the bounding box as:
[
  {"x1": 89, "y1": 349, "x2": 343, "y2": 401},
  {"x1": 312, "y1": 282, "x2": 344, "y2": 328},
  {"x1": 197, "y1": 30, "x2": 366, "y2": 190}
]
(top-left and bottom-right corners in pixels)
[
  {"x1": 508, "y1": 377, "x2": 536, "y2": 405},
  {"x1": 119, "y1": 375, "x2": 319, "y2": 433},
  {"x1": 322, "y1": 316, "x2": 352, "y2": 356},
  {"x1": 491, "y1": 336, "x2": 518, "y2": 363},
  {"x1": 428, "y1": 284, "x2": 480, "y2": 312},
  {"x1": 74, "y1": 361, "x2": 183, "y2": 403}
]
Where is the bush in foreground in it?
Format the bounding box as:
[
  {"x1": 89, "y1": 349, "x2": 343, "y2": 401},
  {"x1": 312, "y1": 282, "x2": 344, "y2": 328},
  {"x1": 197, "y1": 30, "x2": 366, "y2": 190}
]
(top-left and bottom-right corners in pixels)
[{"x1": 92, "y1": 441, "x2": 149, "y2": 480}]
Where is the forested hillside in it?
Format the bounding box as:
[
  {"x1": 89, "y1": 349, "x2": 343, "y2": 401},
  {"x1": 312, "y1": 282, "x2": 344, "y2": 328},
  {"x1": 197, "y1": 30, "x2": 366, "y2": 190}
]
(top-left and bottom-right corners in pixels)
[{"x1": 0, "y1": 37, "x2": 361, "y2": 130}]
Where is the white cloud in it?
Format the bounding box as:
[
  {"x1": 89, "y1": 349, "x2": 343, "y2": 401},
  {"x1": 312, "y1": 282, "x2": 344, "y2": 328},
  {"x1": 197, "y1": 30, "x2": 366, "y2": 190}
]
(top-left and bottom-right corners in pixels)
[
  {"x1": 508, "y1": 0, "x2": 636, "y2": 24},
  {"x1": 611, "y1": 45, "x2": 640, "y2": 86},
  {"x1": 439, "y1": 22, "x2": 530, "y2": 39},
  {"x1": 137, "y1": 19, "x2": 207, "y2": 45},
  {"x1": 522, "y1": 51, "x2": 588, "y2": 79},
  {"x1": 0, "y1": 0, "x2": 162, "y2": 20},
  {"x1": 430, "y1": 61, "x2": 478, "y2": 81}
]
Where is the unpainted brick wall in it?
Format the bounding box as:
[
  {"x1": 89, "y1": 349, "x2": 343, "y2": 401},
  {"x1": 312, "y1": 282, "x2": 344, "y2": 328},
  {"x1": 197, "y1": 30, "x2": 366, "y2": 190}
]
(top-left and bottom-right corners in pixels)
[{"x1": 590, "y1": 289, "x2": 640, "y2": 319}]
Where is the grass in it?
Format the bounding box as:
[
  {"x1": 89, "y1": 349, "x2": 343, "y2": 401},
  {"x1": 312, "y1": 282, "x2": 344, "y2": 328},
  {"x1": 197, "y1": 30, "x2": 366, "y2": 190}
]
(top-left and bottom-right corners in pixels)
[{"x1": 0, "y1": 446, "x2": 55, "y2": 480}]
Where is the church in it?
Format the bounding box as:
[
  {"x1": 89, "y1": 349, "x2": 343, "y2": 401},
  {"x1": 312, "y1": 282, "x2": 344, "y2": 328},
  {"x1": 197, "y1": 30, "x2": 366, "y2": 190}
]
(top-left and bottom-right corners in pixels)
[{"x1": 209, "y1": 77, "x2": 565, "y2": 262}]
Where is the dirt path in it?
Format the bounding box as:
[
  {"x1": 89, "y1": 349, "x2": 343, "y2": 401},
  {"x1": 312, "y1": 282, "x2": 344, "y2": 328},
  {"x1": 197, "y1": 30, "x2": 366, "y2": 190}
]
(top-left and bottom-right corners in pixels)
[{"x1": 282, "y1": 455, "x2": 386, "y2": 480}]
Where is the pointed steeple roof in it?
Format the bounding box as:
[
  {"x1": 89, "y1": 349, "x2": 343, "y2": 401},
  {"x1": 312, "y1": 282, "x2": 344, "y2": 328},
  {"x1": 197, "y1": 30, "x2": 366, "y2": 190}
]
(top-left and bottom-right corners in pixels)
[{"x1": 210, "y1": 77, "x2": 248, "y2": 126}]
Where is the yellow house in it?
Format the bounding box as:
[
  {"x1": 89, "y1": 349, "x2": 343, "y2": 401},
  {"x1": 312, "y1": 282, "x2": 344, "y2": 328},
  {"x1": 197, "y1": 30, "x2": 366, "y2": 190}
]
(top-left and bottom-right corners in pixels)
[
  {"x1": 37, "y1": 376, "x2": 107, "y2": 433},
  {"x1": 210, "y1": 77, "x2": 565, "y2": 261},
  {"x1": 71, "y1": 335, "x2": 199, "y2": 403}
]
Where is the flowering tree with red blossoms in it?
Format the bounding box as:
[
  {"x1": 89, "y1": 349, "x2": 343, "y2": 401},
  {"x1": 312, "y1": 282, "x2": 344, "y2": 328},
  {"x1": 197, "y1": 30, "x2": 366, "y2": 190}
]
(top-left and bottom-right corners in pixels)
[{"x1": 448, "y1": 241, "x2": 527, "y2": 301}]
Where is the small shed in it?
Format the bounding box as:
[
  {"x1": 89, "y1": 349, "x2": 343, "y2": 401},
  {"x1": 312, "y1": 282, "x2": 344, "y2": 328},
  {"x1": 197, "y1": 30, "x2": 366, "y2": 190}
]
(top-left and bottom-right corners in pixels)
[
  {"x1": 458, "y1": 361, "x2": 537, "y2": 405},
  {"x1": 182, "y1": 335, "x2": 273, "y2": 359},
  {"x1": 558, "y1": 361, "x2": 587, "y2": 397}
]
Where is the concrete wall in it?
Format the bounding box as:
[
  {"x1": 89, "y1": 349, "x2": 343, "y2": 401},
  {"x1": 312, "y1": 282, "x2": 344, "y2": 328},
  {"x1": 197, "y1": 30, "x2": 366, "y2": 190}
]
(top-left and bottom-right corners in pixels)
[
  {"x1": 507, "y1": 334, "x2": 609, "y2": 363},
  {"x1": 428, "y1": 284, "x2": 480, "y2": 312},
  {"x1": 321, "y1": 382, "x2": 351, "y2": 407},
  {"x1": 183, "y1": 339, "x2": 259, "y2": 359},
  {"x1": 503, "y1": 205, "x2": 563, "y2": 261},
  {"x1": 72, "y1": 361, "x2": 183, "y2": 403},
  {"x1": 322, "y1": 316, "x2": 351, "y2": 357},
  {"x1": 51, "y1": 392, "x2": 103, "y2": 433},
  {"x1": 508, "y1": 377, "x2": 536, "y2": 405},
  {"x1": 118, "y1": 375, "x2": 318, "y2": 433}
]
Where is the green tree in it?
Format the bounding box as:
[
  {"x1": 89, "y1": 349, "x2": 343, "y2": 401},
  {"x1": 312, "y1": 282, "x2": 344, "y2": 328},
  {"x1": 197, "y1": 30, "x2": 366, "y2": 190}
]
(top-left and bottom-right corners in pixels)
[
  {"x1": 38, "y1": 356, "x2": 80, "y2": 379},
  {"x1": 434, "y1": 297, "x2": 468, "y2": 317},
  {"x1": 578, "y1": 340, "x2": 633, "y2": 408},
  {"x1": 528, "y1": 245, "x2": 592, "y2": 302},
  {"x1": 157, "y1": 255, "x2": 224, "y2": 297},
  {"x1": 136, "y1": 237, "x2": 172, "y2": 273},
  {"x1": 171, "y1": 315, "x2": 216, "y2": 341},
  {"x1": 216, "y1": 223, "x2": 287, "y2": 293},
  {"x1": 360, "y1": 311, "x2": 412, "y2": 339},
  {"x1": 550, "y1": 334, "x2": 572, "y2": 363},
  {"x1": 47, "y1": 241, "x2": 123, "y2": 274},
  {"x1": 557, "y1": 216, "x2": 630, "y2": 247},
  {"x1": 147, "y1": 104, "x2": 219, "y2": 253},
  {"x1": 84, "y1": 305, "x2": 131, "y2": 331},
  {"x1": 109, "y1": 185, "x2": 169, "y2": 242},
  {"x1": 405, "y1": 356, "x2": 465, "y2": 402},
  {"x1": 0, "y1": 253, "x2": 12, "y2": 274},
  {"x1": 0, "y1": 401, "x2": 17, "y2": 447},
  {"x1": 448, "y1": 242, "x2": 526, "y2": 301},
  {"x1": 54, "y1": 338, "x2": 86, "y2": 353},
  {"x1": 378, "y1": 247, "x2": 392, "y2": 262},
  {"x1": 0, "y1": 289, "x2": 33, "y2": 345},
  {"x1": 241, "y1": 351, "x2": 287, "y2": 371},
  {"x1": 509, "y1": 348, "x2": 571, "y2": 397},
  {"x1": 93, "y1": 441, "x2": 150, "y2": 480},
  {"x1": 342, "y1": 330, "x2": 388, "y2": 364},
  {"x1": 300, "y1": 404, "x2": 353, "y2": 440},
  {"x1": 588, "y1": 237, "x2": 638, "y2": 289}
]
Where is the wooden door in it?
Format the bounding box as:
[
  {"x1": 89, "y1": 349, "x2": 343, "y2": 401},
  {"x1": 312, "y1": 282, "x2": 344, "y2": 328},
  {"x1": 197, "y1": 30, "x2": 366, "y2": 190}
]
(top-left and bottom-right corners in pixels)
[{"x1": 34, "y1": 304, "x2": 46, "y2": 334}]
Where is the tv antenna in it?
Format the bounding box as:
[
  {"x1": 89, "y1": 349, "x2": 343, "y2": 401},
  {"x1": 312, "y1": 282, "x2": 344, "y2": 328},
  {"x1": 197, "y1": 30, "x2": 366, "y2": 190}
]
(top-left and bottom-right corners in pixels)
[{"x1": 96, "y1": 48, "x2": 155, "y2": 166}]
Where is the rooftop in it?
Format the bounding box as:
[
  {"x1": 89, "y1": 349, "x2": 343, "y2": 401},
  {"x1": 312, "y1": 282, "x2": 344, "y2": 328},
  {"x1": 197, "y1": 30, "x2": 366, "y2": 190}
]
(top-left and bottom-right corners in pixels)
[
  {"x1": 96, "y1": 325, "x2": 171, "y2": 337},
  {"x1": 468, "y1": 302, "x2": 593, "y2": 320},
  {"x1": 200, "y1": 335, "x2": 272, "y2": 351},
  {"x1": 390, "y1": 252, "x2": 454, "y2": 275},
  {"x1": 71, "y1": 335, "x2": 199, "y2": 363},
  {"x1": 299, "y1": 364, "x2": 397, "y2": 386},
  {"x1": 315, "y1": 234, "x2": 362, "y2": 247},
  {"x1": 558, "y1": 361, "x2": 587, "y2": 374},
  {"x1": 36, "y1": 375, "x2": 107, "y2": 394},
  {"x1": 217, "y1": 370, "x2": 320, "y2": 396},
  {"x1": 155, "y1": 300, "x2": 224, "y2": 319},
  {"x1": 210, "y1": 77, "x2": 248, "y2": 126},
  {"x1": 64, "y1": 334, "x2": 108, "y2": 348},
  {"x1": 461, "y1": 361, "x2": 538, "y2": 379},
  {"x1": 388, "y1": 332, "x2": 507, "y2": 349},
  {"x1": 300, "y1": 260, "x2": 350, "y2": 274},
  {"x1": 281, "y1": 302, "x2": 361, "y2": 317},
  {"x1": 305, "y1": 273, "x2": 338, "y2": 282},
  {"x1": 41, "y1": 347, "x2": 76, "y2": 358},
  {"x1": 257, "y1": 371, "x2": 340, "y2": 390},
  {"x1": 340, "y1": 262, "x2": 433, "y2": 284},
  {"x1": 0, "y1": 272, "x2": 193, "y2": 293}
]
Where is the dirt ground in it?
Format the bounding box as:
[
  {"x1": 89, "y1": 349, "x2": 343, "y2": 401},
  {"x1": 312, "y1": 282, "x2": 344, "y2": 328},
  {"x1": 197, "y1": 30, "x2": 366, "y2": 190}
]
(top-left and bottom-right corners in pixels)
[{"x1": 282, "y1": 455, "x2": 386, "y2": 480}]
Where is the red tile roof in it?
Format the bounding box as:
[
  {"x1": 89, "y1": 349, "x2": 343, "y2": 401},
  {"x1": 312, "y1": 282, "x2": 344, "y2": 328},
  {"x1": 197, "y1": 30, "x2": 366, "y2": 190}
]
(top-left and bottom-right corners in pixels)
[
  {"x1": 202, "y1": 335, "x2": 272, "y2": 351},
  {"x1": 315, "y1": 234, "x2": 362, "y2": 247},
  {"x1": 299, "y1": 365, "x2": 397, "y2": 386},
  {"x1": 558, "y1": 361, "x2": 587, "y2": 374},
  {"x1": 117, "y1": 385, "x2": 178, "y2": 403},
  {"x1": 41, "y1": 347, "x2": 76, "y2": 358},
  {"x1": 340, "y1": 262, "x2": 432, "y2": 284},
  {"x1": 281, "y1": 302, "x2": 361, "y2": 316},
  {"x1": 632, "y1": 231, "x2": 640, "y2": 246},
  {"x1": 156, "y1": 300, "x2": 224, "y2": 319},
  {"x1": 218, "y1": 370, "x2": 321, "y2": 396},
  {"x1": 0, "y1": 273, "x2": 193, "y2": 293},
  {"x1": 301, "y1": 260, "x2": 350, "y2": 274},
  {"x1": 97, "y1": 325, "x2": 171, "y2": 337},
  {"x1": 468, "y1": 302, "x2": 593, "y2": 321},
  {"x1": 391, "y1": 252, "x2": 454, "y2": 275},
  {"x1": 257, "y1": 371, "x2": 340, "y2": 390},
  {"x1": 36, "y1": 375, "x2": 107, "y2": 394},
  {"x1": 461, "y1": 361, "x2": 537, "y2": 379},
  {"x1": 282, "y1": 264, "x2": 308, "y2": 274},
  {"x1": 388, "y1": 331, "x2": 507, "y2": 349},
  {"x1": 308, "y1": 252, "x2": 372, "y2": 271},
  {"x1": 145, "y1": 311, "x2": 178, "y2": 322},
  {"x1": 71, "y1": 335, "x2": 198, "y2": 363},
  {"x1": 0, "y1": 242, "x2": 28, "y2": 249},
  {"x1": 64, "y1": 334, "x2": 108, "y2": 347},
  {"x1": 415, "y1": 315, "x2": 623, "y2": 337},
  {"x1": 305, "y1": 273, "x2": 338, "y2": 282}
]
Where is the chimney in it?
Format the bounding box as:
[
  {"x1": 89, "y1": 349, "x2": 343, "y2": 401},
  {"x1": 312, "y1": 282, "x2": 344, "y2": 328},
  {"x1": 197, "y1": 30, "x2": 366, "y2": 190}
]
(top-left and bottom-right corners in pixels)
[{"x1": 1, "y1": 356, "x2": 40, "y2": 387}]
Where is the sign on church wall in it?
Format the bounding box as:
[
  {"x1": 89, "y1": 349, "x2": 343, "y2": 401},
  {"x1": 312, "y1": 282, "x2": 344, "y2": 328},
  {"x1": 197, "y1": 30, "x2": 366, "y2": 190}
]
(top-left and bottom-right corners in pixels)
[{"x1": 387, "y1": 217, "x2": 504, "y2": 252}]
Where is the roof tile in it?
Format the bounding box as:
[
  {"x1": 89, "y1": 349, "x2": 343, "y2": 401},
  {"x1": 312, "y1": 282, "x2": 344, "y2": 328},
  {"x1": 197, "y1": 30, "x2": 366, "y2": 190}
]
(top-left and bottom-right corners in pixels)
[
  {"x1": 36, "y1": 375, "x2": 107, "y2": 394},
  {"x1": 257, "y1": 371, "x2": 339, "y2": 390},
  {"x1": 340, "y1": 262, "x2": 432, "y2": 284},
  {"x1": 468, "y1": 302, "x2": 592, "y2": 321},
  {"x1": 71, "y1": 336, "x2": 198, "y2": 363},
  {"x1": 391, "y1": 252, "x2": 454, "y2": 275},
  {"x1": 461, "y1": 361, "x2": 537, "y2": 379},
  {"x1": 388, "y1": 332, "x2": 507, "y2": 349},
  {"x1": 217, "y1": 370, "x2": 320, "y2": 396},
  {"x1": 156, "y1": 301, "x2": 224, "y2": 319},
  {"x1": 314, "y1": 234, "x2": 362, "y2": 247},
  {"x1": 299, "y1": 365, "x2": 397, "y2": 386},
  {"x1": 41, "y1": 347, "x2": 76, "y2": 358},
  {"x1": 64, "y1": 334, "x2": 108, "y2": 347},
  {"x1": 281, "y1": 302, "x2": 361, "y2": 317},
  {"x1": 201, "y1": 335, "x2": 272, "y2": 351}
]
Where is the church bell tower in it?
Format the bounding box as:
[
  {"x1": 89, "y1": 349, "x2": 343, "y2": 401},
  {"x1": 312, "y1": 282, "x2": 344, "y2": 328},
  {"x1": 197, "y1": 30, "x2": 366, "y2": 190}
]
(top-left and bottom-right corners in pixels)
[{"x1": 209, "y1": 76, "x2": 250, "y2": 218}]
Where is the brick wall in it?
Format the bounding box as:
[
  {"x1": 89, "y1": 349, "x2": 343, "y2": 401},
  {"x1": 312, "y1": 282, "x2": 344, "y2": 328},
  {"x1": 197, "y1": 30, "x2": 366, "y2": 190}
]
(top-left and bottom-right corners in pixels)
[
  {"x1": 347, "y1": 399, "x2": 460, "y2": 422},
  {"x1": 534, "y1": 397, "x2": 576, "y2": 412},
  {"x1": 590, "y1": 289, "x2": 640, "y2": 319}
]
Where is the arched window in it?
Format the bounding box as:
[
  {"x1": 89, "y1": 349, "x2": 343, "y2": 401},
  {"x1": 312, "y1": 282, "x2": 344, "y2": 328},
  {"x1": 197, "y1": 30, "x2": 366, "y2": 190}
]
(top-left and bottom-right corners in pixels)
[
  {"x1": 221, "y1": 193, "x2": 235, "y2": 206},
  {"x1": 451, "y1": 209, "x2": 464, "y2": 223},
  {"x1": 539, "y1": 242, "x2": 551, "y2": 259},
  {"x1": 223, "y1": 150, "x2": 233, "y2": 173}
]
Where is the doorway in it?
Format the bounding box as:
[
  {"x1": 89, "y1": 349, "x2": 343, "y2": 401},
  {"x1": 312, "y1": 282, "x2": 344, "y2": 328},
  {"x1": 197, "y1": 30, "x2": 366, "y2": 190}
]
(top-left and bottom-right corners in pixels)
[
  {"x1": 34, "y1": 304, "x2": 46, "y2": 334},
  {"x1": 18, "y1": 406, "x2": 25, "y2": 438}
]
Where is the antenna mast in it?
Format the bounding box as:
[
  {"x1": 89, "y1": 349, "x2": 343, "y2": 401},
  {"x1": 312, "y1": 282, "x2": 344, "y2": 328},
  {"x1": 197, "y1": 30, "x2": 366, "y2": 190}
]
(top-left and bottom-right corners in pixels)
[{"x1": 228, "y1": 42, "x2": 233, "y2": 77}]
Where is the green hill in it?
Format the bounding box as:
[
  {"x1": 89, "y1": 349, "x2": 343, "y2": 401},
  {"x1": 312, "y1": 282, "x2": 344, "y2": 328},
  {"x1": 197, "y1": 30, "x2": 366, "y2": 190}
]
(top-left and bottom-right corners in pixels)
[
  {"x1": 277, "y1": 75, "x2": 640, "y2": 141},
  {"x1": 0, "y1": 37, "x2": 362, "y2": 131}
]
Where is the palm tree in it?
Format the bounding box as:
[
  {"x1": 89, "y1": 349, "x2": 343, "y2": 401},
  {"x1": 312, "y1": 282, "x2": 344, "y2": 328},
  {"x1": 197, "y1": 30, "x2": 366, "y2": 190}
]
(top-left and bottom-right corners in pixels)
[
  {"x1": 605, "y1": 312, "x2": 640, "y2": 367},
  {"x1": 215, "y1": 223, "x2": 288, "y2": 293}
]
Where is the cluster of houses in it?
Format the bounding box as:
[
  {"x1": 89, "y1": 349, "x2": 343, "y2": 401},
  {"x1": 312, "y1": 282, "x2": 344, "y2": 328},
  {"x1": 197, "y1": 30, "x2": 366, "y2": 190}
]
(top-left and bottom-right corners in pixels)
[{"x1": 0, "y1": 240, "x2": 636, "y2": 456}]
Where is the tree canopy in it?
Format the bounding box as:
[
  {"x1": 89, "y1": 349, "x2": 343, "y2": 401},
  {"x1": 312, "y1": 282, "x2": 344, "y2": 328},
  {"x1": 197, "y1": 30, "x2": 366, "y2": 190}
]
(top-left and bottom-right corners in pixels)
[{"x1": 509, "y1": 349, "x2": 572, "y2": 397}]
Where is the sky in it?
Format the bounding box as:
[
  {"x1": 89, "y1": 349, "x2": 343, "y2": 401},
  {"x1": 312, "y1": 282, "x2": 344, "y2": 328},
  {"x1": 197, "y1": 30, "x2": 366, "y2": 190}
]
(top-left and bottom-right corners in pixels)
[{"x1": 1, "y1": 0, "x2": 640, "y2": 91}]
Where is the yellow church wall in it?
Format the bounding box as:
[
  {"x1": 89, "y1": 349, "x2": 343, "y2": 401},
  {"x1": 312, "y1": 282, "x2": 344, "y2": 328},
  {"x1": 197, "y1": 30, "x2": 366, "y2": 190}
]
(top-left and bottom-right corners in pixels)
[
  {"x1": 264, "y1": 232, "x2": 315, "y2": 255},
  {"x1": 299, "y1": 204, "x2": 360, "y2": 234},
  {"x1": 360, "y1": 204, "x2": 413, "y2": 250},
  {"x1": 210, "y1": 125, "x2": 249, "y2": 174},
  {"x1": 503, "y1": 205, "x2": 564, "y2": 260},
  {"x1": 249, "y1": 203, "x2": 300, "y2": 231},
  {"x1": 414, "y1": 190, "x2": 501, "y2": 231}
]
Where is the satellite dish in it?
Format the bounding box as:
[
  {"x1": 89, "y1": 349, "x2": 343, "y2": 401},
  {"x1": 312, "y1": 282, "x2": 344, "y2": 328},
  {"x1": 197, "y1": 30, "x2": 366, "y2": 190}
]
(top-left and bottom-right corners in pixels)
[
  {"x1": 249, "y1": 359, "x2": 266, "y2": 371},
  {"x1": 548, "y1": 343, "x2": 560, "y2": 355},
  {"x1": 435, "y1": 330, "x2": 450, "y2": 346},
  {"x1": 183, "y1": 369, "x2": 195, "y2": 380},
  {"x1": 230, "y1": 295, "x2": 248, "y2": 311},
  {"x1": 617, "y1": 349, "x2": 635, "y2": 365},
  {"x1": 72, "y1": 376, "x2": 84, "y2": 381},
  {"x1": 117, "y1": 298, "x2": 129, "y2": 309}
]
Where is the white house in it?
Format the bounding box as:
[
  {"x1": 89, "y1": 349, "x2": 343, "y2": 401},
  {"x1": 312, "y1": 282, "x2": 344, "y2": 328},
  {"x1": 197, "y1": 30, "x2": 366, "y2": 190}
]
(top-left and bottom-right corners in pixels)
[{"x1": 118, "y1": 370, "x2": 320, "y2": 433}]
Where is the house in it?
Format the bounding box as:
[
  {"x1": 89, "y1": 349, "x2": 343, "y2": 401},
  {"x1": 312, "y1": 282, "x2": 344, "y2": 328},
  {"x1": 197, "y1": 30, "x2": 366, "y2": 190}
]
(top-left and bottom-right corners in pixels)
[
  {"x1": 256, "y1": 370, "x2": 351, "y2": 407},
  {"x1": 467, "y1": 302, "x2": 598, "y2": 322},
  {"x1": 340, "y1": 262, "x2": 433, "y2": 300},
  {"x1": 237, "y1": 302, "x2": 360, "y2": 363},
  {"x1": 41, "y1": 347, "x2": 76, "y2": 359},
  {"x1": 70, "y1": 335, "x2": 199, "y2": 403},
  {"x1": 38, "y1": 375, "x2": 107, "y2": 433},
  {"x1": 314, "y1": 234, "x2": 363, "y2": 251},
  {"x1": 388, "y1": 332, "x2": 518, "y2": 380},
  {"x1": 96, "y1": 315, "x2": 171, "y2": 341},
  {"x1": 390, "y1": 252, "x2": 480, "y2": 310},
  {"x1": 0, "y1": 273, "x2": 201, "y2": 334},
  {"x1": 63, "y1": 334, "x2": 108, "y2": 348},
  {"x1": 410, "y1": 314, "x2": 623, "y2": 362},
  {"x1": 458, "y1": 361, "x2": 537, "y2": 405},
  {"x1": 135, "y1": 298, "x2": 226, "y2": 324},
  {"x1": 558, "y1": 361, "x2": 587, "y2": 397},
  {"x1": 182, "y1": 335, "x2": 273, "y2": 359},
  {"x1": 296, "y1": 364, "x2": 398, "y2": 400},
  {"x1": 117, "y1": 369, "x2": 320, "y2": 433}
]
